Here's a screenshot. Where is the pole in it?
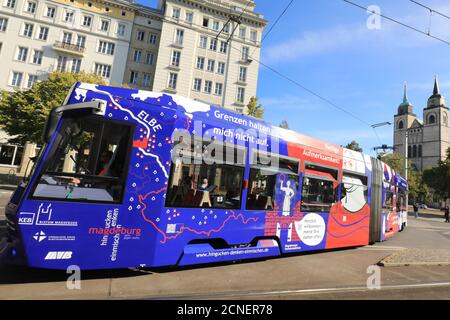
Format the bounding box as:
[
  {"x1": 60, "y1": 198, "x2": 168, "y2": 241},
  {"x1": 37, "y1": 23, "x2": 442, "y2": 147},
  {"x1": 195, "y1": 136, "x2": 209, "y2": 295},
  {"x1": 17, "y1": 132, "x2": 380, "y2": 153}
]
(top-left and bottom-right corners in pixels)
[{"x1": 404, "y1": 131, "x2": 412, "y2": 217}]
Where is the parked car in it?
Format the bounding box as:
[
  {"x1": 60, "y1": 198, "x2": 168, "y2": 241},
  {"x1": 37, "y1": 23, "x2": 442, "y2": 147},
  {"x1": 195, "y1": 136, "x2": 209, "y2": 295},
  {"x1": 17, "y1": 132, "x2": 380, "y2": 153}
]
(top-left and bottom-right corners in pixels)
[{"x1": 418, "y1": 204, "x2": 428, "y2": 209}]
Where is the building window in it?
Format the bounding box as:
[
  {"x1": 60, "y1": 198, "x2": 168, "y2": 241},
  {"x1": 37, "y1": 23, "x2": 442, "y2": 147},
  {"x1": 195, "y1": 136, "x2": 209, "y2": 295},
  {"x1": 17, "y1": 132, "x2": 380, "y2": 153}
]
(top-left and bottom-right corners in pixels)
[
  {"x1": 209, "y1": 38, "x2": 217, "y2": 51},
  {"x1": 172, "y1": 7, "x2": 180, "y2": 20},
  {"x1": 215, "y1": 82, "x2": 223, "y2": 96},
  {"x1": 212, "y1": 20, "x2": 220, "y2": 31},
  {"x1": 418, "y1": 145, "x2": 422, "y2": 158},
  {"x1": 71, "y1": 58, "x2": 81, "y2": 73},
  {"x1": 168, "y1": 72, "x2": 178, "y2": 89},
  {"x1": 32, "y1": 50, "x2": 43, "y2": 64},
  {"x1": 0, "y1": 42, "x2": 3, "y2": 54},
  {"x1": 0, "y1": 144, "x2": 24, "y2": 166},
  {"x1": 237, "y1": 87, "x2": 245, "y2": 103},
  {"x1": 56, "y1": 55, "x2": 68, "y2": 72},
  {"x1": 37, "y1": 26, "x2": 49, "y2": 41},
  {"x1": 133, "y1": 50, "x2": 142, "y2": 63},
  {"x1": 22, "y1": 23, "x2": 34, "y2": 37},
  {"x1": 16, "y1": 47, "x2": 28, "y2": 62},
  {"x1": 64, "y1": 11, "x2": 74, "y2": 23},
  {"x1": 26, "y1": 1, "x2": 36, "y2": 14},
  {"x1": 175, "y1": 29, "x2": 184, "y2": 45},
  {"x1": 26, "y1": 74, "x2": 37, "y2": 88},
  {"x1": 94, "y1": 63, "x2": 111, "y2": 78},
  {"x1": 412, "y1": 145, "x2": 417, "y2": 158},
  {"x1": 4, "y1": 0, "x2": 16, "y2": 9},
  {"x1": 100, "y1": 20, "x2": 110, "y2": 32},
  {"x1": 196, "y1": 57, "x2": 205, "y2": 70},
  {"x1": 408, "y1": 146, "x2": 411, "y2": 158},
  {"x1": 204, "y1": 80, "x2": 212, "y2": 94},
  {"x1": 239, "y1": 26, "x2": 246, "y2": 39},
  {"x1": 76, "y1": 35, "x2": 86, "y2": 48},
  {"x1": 10, "y1": 72, "x2": 23, "y2": 87},
  {"x1": 171, "y1": 50, "x2": 181, "y2": 67},
  {"x1": 185, "y1": 11, "x2": 193, "y2": 23},
  {"x1": 199, "y1": 35, "x2": 207, "y2": 49},
  {"x1": 223, "y1": 22, "x2": 230, "y2": 33},
  {"x1": 118, "y1": 24, "x2": 126, "y2": 36},
  {"x1": 0, "y1": 17, "x2": 8, "y2": 32},
  {"x1": 220, "y1": 41, "x2": 228, "y2": 54},
  {"x1": 398, "y1": 120, "x2": 404, "y2": 130},
  {"x1": 46, "y1": 6, "x2": 56, "y2": 18},
  {"x1": 241, "y1": 46, "x2": 249, "y2": 61},
  {"x1": 129, "y1": 71, "x2": 139, "y2": 84},
  {"x1": 193, "y1": 78, "x2": 202, "y2": 91},
  {"x1": 97, "y1": 41, "x2": 115, "y2": 55},
  {"x1": 217, "y1": 62, "x2": 225, "y2": 75},
  {"x1": 239, "y1": 66, "x2": 247, "y2": 82},
  {"x1": 136, "y1": 30, "x2": 145, "y2": 41},
  {"x1": 149, "y1": 33, "x2": 157, "y2": 44},
  {"x1": 143, "y1": 73, "x2": 151, "y2": 87},
  {"x1": 82, "y1": 15, "x2": 92, "y2": 27},
  {"x1": 62, "y1": 32, "x2": 72, "y2": 44},
  {"x1": 145, "y1": 52, "x2": 154, "y2": 65},
  {"x1": 207, "y1": 59, "x2": 215, "y2": 72},
  {"x1": 202, "y1": 17, "x2": 209, "y2": 28},
  {"x1": 428, "y1": 114, "x2": 436, "y2": 124},
  {"x1": 250, "y1": 30, "x2": 258, "y2": 42}
]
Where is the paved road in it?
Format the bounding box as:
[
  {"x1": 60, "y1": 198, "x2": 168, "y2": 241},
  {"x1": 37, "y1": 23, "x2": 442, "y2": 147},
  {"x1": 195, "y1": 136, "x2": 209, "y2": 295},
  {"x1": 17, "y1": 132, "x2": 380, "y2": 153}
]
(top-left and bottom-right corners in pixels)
[{"x1": 0, "y1": 190, "x2": 449, "y2": 300}]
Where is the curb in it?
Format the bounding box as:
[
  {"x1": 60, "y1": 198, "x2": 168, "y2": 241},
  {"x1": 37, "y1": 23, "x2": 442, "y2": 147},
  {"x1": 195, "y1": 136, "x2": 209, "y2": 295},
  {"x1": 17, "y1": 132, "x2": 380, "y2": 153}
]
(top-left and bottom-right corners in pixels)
[{"x1": 379, "y1": 261, "x2": 450, "y2": 267}]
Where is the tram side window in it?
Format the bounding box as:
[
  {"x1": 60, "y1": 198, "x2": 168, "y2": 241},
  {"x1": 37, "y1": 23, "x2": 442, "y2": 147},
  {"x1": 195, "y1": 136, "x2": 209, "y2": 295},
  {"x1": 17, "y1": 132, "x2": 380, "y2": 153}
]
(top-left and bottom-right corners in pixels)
[
  {"x1": 301, "y1": 164, "x2": 338, "y2": 213},
  {"x1": 383, "y1": 190, "x2": 394, "y2": 209},
  {"x1": 246, "y1": 154, "x2": 299, "y2": 211},
  {"x1": 340, "y1": 173, "x2": 368, "y2": 212},
  {"x1": 165, "y1": 140, "x2": 245, "y2": 209},
  {"x1": 31, "y1": 116, "x2": 133, "y2": 203},
  {"x1": 397, "y1": 189, "x2": 406, "y2": 211}
]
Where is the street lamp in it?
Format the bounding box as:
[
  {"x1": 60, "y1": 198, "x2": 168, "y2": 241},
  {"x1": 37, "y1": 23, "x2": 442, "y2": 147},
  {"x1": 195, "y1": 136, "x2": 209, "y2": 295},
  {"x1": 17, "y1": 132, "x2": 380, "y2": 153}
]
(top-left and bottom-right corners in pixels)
[{"x1": 371, "y1": 121, "x2": 392, "y2": 128}]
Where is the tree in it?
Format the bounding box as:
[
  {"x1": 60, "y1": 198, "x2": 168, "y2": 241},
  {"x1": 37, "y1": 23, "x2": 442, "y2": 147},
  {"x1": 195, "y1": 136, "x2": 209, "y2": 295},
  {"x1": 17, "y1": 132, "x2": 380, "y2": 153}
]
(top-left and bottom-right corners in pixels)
[
  {"x1": 344, "y1": 140, "x2": 363, "y2": 152},
  {"x1": 246, "y1": 96, "x2": 264, "y2": 119},
  {"x1": 423, "y1": 147, "x2": 450, "y2": 203},
  {"x1": 381, "y1": 153, "x2": 431, "y2": 204},
  {"x1": 381, "y1": 153, "x2": 403, "y2": 173},
  {"x1": 279, "y1": 120, "x2": 289, "y2": 129},
  {"x1": 0, "y1": 72, "x2": 105, "y2": 145}
]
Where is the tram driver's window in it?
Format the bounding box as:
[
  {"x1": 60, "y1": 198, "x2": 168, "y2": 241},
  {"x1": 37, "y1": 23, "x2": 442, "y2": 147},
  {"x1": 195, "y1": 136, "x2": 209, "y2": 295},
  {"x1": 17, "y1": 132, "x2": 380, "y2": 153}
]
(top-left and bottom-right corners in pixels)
[
  {"x1": 31, "y1": 116, "x2": 133, "y2": 203},
  {"x1": 165, "y1": 140, "x2": 245, "y2": 209},
  {"x1": 301, "y1": 164, "x2": 338, "y2": 213}
]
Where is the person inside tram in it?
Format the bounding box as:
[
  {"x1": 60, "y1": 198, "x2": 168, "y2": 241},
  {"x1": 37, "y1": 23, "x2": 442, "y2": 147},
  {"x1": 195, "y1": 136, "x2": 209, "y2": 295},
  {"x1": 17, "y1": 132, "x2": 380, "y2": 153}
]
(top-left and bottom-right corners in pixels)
[
  {"x1": 198, "y1": 178, "x2": 209, "y2": 191},
  {"x1": 97, "y1": 150, "x2": 114, "y2": 177}
]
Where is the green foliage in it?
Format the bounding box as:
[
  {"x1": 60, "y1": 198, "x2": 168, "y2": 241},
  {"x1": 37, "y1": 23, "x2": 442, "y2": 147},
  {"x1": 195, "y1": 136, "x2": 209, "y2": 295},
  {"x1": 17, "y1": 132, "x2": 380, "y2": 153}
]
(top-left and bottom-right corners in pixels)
[
  {"x1": 423, "y1": 147, "x2": 450, "y2": 202},
  {"x1": 0, "y1": 72, "x2": 105, "y2": 145},
  {"x1": 381, "y1": 153, "x2": 431, "y2": 203},
  {"x1": 381, "y1": 153, "x2": 403, "y2": 173},
  {"x1": 279, "y1": 120, "x2": 289, "y2": 129},
  {"x1": 344, "y1": 140, "x2": 363, "y2": 152},
  {"x1": 246, "y1": 96, "x2": 264, "y2": 119}
]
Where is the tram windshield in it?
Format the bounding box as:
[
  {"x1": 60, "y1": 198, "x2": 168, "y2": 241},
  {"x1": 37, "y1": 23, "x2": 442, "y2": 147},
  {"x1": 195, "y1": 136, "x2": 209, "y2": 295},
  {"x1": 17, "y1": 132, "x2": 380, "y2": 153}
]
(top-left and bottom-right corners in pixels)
[{"x1": 30, "y1": 115, "x2": 133, "y2": 203}]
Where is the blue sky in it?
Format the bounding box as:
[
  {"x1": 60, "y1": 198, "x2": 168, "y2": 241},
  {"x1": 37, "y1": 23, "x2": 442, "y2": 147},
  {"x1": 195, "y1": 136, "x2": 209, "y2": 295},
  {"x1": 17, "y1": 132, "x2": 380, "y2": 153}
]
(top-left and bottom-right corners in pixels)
[{"x1": 138, "y1": 0, "x2": 450, "y2": 156}]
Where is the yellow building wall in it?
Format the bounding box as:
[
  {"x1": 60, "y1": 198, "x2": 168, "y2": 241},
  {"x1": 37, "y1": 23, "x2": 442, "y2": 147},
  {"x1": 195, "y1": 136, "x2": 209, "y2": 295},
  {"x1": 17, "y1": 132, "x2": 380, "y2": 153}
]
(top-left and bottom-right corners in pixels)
[{"x1": 52, "y1": 0, "x2": 136, "y2": 21}]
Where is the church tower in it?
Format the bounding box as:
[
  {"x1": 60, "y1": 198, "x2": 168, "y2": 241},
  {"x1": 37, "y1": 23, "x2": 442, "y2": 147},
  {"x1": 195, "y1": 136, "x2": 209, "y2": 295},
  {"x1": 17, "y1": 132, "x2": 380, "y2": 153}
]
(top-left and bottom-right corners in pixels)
[
  {"x1": 422, "y1": 76, "x2": 450, "y2": 169},
  {"x1": 393, "y1": 84, "x2": 417, "y2": 163}
]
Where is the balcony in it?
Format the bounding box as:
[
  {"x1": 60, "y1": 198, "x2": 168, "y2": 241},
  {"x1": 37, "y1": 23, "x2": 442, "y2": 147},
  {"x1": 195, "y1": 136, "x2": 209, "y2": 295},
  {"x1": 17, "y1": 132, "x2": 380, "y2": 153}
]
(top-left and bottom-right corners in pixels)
[{"x1": 53, "y1": 41, "x2": 85, "y2": 56}]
